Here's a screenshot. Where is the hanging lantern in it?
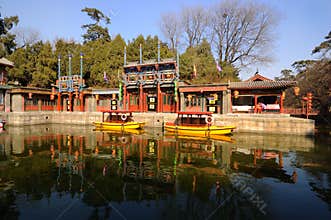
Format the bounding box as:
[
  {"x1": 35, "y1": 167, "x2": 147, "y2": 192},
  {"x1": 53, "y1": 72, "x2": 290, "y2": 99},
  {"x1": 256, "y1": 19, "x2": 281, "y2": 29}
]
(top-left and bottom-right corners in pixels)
[
  {"x1": 50, "y1": 94, "x2": 55, "y2": 100},
  {"x1": 28, "y1": 92, "x2": 32, "y2": 99},
  {"x1": 294, "y1": 87, "x2": 300, "y2": 96},
  {"x1": 233, "y1": 90, "x2": 239, "y2": 99},
  {"x1": 213, "y1": 93, "x2": 218, "y2": 100},
  {"x1": 95, "y1": 94, "x2": 99, "y2": 101},
  {"x1": 282, "y1": 91, "x2": 286, "y2": 100},
  {"x1": 187, "y1": 94, "x2": 192, "y2": 101},
  {"x1": 112, "y1": 93, "x2": 116, "y2": 99}
]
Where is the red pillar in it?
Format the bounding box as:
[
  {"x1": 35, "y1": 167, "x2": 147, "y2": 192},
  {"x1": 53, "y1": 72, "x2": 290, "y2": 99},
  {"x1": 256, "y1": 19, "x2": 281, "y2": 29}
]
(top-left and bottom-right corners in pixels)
[
  {"x1": 254, "y1": 95, "x2": 258, "y2": 113},
  {"x1": 157, "y1": 83, "x2": 161, "y2": 113},
  {"x1": 280, "y1": 93, "x2": 284, "y2": 113},
  {"x1": 80, "y1": 93, "x2": 84, "y2": 112},
  {"x1": 139, "y1": 84, "x2": 143, "y2": 112},
  {"x1": 57, "y1": 92, "x2": 61, "y2": 111},
  {"x1": 68, "y1": 93, "x2": 72, "y2": 112},
  {"x1": 123, "y1": 85, "x2": 127, "y2": 110}
]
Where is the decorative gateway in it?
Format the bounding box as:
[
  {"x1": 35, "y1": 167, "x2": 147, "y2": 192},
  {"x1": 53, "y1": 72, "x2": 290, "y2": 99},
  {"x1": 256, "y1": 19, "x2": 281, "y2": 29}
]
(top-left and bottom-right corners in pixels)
[{"x1": 164, "y1": 111, "x2": 236, "y2": 137}]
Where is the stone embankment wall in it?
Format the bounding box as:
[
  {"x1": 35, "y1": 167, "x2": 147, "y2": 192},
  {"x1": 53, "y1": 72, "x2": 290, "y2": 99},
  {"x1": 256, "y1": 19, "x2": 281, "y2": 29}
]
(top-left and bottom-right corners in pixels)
[
  {"x1": 0, "y1": 112, "x2": 315, "y2": 135},
  {"x1": 214, "y1": 114, "x2": 315, "y2": 136}
]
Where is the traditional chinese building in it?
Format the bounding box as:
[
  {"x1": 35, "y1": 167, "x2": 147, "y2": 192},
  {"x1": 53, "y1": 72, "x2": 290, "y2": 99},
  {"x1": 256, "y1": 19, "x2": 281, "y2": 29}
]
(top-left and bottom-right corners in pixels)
[
  {"x1": 178, "y1": 82, "x2": 231, "y2": 114},
  {"x1": 121, "y1": 44, "x2": 179, "y2": 112},
  {"x1": 229, "y1": 73, "x2": 296, "y2": 113},
  {"x1": 0, "y1": 57, "x2": 14, "y2": 112},
  {"x1": 177, "y1": 72, "x2": 296, "y2": 114}
]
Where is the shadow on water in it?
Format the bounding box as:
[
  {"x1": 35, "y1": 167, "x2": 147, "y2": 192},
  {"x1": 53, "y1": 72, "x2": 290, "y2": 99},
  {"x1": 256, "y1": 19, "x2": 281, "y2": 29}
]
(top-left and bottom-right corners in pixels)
[{"x1": 0, "y1": 125, "x2": 330, "y2": 219}]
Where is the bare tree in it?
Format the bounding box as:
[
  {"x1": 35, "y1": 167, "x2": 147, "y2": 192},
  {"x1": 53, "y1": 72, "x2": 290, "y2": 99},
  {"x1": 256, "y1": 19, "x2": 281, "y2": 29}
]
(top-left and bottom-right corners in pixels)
[
  {"x1": 210, "y1": 0, "x2": 278, "y2": 68},
  {"x1": 160, "y1": 12, "x2": 181, "y2": 51},
  {"x1": 14, "y1": 27, "x2": 40, "y2": 48},
  {"x1": 181, "y1": 5, "x2": 208, "y2": 48}
]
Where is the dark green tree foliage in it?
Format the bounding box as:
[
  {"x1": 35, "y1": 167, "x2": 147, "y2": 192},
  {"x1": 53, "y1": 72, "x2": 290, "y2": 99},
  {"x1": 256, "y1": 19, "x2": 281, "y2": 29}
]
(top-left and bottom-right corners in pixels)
[
  {"x1": 276, "y1": 69, "x2": 300, "y2": 107},
  {"x1": 30, "y1": 41, "x2": 57, "y2": 87},
  {"x1": 180, "y1": 39, "x2": 239, "y2": 83},
  {"x1": 278, "y1": 31, "x2": 331, "y2": 120},
  {"x1": 108, "y1": 34, "x2": 126, "y2": 86},
  {"x1": 275, "y1": 69, "x2": 295, "y2": 81},
  {"x1": 8, "y1": 41, "x2": 57, "y2": 87},
  {"x1": 81, "y1": 8, "x2": 111, "y2": 42},
  {"x1": 82, "y1": 39, "x2": 112, "y2": 87},
  {"x1": 55, "y1": 39, "x2": 82, "y2": 77},
  {"x1": 312, "y1": 31, "x2": 331, "y2": 58},
  {"x1": 7, "y1": 47, "x2": 32, "y2": 86},
  {"x1": 81, "y1": 35, "x2": 126, "y2": 88},
  {"x1": 126, "y1": 35, "x2": 174, "y2": 62},
  {"x1": 127, "y1": 34, "x2": 145, "y2": 62},
  {"x1": 0, "y1": 15, "x2": 19, "y2": 57}
]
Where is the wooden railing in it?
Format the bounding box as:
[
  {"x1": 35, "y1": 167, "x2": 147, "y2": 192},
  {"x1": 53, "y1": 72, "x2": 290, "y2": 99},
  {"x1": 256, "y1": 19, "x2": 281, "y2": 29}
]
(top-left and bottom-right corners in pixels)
[
  {"x1": 96, "y1": 106, "x2": 111, "y2": 112},
  {"x1": 25, "y1": 105, "x2": 39, "y2": 111},
  {"x1": 25, "y1": 105, "x2": 56, "y2": 111},
  {"x1": 283, "y1": 108, "x2": 319, "y2": 115}
]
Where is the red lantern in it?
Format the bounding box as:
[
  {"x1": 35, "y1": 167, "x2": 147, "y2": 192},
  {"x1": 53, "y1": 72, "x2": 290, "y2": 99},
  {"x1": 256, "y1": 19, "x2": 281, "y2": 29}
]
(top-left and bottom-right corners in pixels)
[
  {"x1": 294, "y1": 87, "x2": 300, "y2": 96},
  {"x1": 233, "y1": 90, "x2": 239, "y2": 99},
  {"x1": 307, "y1": 93, "x2": 312, "y2": 110}
]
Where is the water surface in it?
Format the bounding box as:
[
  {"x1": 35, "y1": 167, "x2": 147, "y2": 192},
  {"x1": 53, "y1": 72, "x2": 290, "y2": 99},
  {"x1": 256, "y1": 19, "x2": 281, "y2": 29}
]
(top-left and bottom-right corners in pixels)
[{"x1": 0, "y1": 125, "x2": 330, "y2": 219}]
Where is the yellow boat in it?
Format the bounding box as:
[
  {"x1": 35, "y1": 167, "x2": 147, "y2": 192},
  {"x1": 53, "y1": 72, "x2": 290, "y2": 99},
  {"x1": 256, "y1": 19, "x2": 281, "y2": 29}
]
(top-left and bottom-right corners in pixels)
[
  {"x1": 94, "y1": 127, "x2": 145, "y2": 135},
  {"x1": 93, "y1": 121, "x2": 145, "y2": 130},
  {"x1": 164, "y1": 111, "x2": 235, "y2": 136},
  {"x1": 165, "y1": 131, "x2": 235, "y2": 143},
  {"x1": 93, "y1": 110, "x2": 145, "y2": 131}
]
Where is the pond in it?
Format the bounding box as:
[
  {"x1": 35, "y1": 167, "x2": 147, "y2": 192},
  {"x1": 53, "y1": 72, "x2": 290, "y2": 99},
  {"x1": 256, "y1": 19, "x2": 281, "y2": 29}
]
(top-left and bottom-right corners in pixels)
[{"x1": 0, "y1": 125, "x2": 330, "y2": 220}]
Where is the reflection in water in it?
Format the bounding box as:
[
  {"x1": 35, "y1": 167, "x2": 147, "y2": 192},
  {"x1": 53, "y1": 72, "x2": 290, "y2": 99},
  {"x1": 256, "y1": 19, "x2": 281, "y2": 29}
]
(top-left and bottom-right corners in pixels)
[{"x1": 0, "y1": 125, "x2": 330, "y2": 219}]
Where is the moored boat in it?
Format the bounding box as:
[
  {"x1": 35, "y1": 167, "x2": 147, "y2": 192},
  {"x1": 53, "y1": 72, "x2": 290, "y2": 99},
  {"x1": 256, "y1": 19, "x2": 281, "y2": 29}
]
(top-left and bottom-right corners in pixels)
[
  {"x1": 164, "y1": 132, "x2": 235, "y2": 143},
  {"x1": 164, "y1": 112, "x2": 235, "y2": 136},
  {"x1": 93, "y1": 110, "x2": 145, "y2": 131}
]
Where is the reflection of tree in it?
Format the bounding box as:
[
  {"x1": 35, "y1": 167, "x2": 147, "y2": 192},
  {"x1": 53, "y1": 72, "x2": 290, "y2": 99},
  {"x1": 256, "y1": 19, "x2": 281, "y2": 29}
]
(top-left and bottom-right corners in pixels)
[
  {"x1": 309, "y1": 181, "x2": 331, "y2": 211},
  {"x1": 295, "y1": 145, "x2": 331, "y2": 210}
]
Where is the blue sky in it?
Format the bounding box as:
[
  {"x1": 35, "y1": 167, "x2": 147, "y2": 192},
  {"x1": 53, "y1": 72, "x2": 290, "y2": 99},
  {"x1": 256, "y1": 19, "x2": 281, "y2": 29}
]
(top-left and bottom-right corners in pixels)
[{"x1": 1, "y1": 0, "x2": 331, "y2": 80}]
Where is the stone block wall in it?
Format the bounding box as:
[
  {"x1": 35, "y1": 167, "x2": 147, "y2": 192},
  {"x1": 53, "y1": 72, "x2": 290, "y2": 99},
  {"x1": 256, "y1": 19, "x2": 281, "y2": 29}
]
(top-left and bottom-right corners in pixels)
[
  {"x1": 214, "y1": 114, "x2": 315, "y2": 135},
  {"x1": 0, "y1": 111, "x2": 315, "y2": 136}
]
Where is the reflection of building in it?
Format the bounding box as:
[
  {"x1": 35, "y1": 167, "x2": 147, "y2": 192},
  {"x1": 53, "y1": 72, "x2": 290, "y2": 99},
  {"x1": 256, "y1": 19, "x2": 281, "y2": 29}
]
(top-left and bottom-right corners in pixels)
[{"x1": 231, "y1": 148, "x2": 297, "y2": 183}]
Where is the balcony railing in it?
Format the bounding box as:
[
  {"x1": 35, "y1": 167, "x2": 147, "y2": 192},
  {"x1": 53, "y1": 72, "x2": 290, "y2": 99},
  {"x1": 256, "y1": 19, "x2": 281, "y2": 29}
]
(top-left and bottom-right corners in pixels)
[{"x1": 125, "y1": 70, "x2": 176, "y2": 84}]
